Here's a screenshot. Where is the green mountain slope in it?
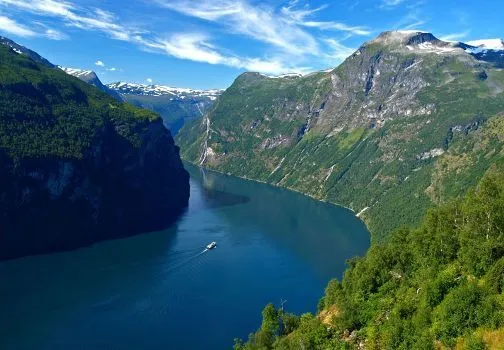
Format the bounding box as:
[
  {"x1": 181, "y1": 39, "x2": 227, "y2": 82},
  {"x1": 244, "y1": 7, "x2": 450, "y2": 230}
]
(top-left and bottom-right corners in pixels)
[
  {"x1": 0, "y1": 39, "x2": 189, "y2": 260},
  {"x1": 234, "y1": 165, "x2": 504, "y2": 349},
  {"x1": 177, "y1": 31, "x2": 504, "y2": 241}
]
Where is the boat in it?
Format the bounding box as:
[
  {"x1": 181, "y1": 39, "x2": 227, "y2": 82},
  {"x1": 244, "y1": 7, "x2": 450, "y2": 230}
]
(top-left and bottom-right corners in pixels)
[{"x1": 206, "y1": 241, "x2": 217, "y2": 250}]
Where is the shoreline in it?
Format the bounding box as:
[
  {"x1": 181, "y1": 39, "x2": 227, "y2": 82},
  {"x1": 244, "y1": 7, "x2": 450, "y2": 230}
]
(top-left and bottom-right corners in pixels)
[{"x1": 182, "y1": 159, "x2": 372, "y2": 231}]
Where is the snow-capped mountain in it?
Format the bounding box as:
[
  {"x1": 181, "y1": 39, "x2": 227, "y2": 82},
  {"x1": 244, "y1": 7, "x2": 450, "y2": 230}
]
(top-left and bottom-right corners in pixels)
[
  {"x1": 463, "y1": 38, "x2": 504, "y2": 68},
  {"x1": 358, "y1": 31, "x2": 504, "y2": 67},
  {"x1": 106, "y1": 82, "x2": 223, "y2": 135},
  {"x1": 59, "y1": 67, "x2": 123, "y2": 101},
  {"x1": 106, "y1": 82, "x2": 223, "y2": 100},
  {"x1": 466, "y1": 39, "x2": 504, "y2": 51},
  {"x1": 59, "y1": 67, "x2": 96, "y2": 81}
]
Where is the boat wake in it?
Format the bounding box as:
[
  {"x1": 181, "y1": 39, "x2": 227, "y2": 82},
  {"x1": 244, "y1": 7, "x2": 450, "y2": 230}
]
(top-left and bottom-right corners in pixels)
[{"x1": 162, "y1": 247, "x2": 210, "y2": 275}]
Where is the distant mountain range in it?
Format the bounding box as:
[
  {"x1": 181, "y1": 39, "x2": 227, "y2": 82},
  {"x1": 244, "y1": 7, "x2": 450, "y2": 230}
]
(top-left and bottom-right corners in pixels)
[
  {"x1": 57, "y1": 68, "x2": 223, "y2": 134},
  {"x1": 106, "y1": 82, "x2": 223, "y2": 135},
  {"x1": 106, "y1": 82, "x2": 223, "y2": 99}
]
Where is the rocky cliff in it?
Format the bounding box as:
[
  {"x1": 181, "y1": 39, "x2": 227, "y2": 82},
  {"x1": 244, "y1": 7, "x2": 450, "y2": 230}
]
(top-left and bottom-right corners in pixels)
[{"x1": 0, "y1": 39, "x2": 189, "y2": 260}]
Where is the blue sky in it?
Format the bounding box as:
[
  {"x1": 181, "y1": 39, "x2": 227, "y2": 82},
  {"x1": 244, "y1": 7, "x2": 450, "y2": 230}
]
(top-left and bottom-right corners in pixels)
[{"x1": 0, "y1": 0, "x2": 502, "y2": 89}]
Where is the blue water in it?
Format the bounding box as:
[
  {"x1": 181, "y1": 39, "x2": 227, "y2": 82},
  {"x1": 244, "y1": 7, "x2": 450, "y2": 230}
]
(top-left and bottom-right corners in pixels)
[{"x1": 0, "y1": 164, "x2": 369, "y2": 349}]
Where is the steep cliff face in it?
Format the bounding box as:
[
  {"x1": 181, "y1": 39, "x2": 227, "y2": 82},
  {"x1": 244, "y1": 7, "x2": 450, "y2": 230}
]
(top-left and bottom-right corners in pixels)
[
  {"x1": 0, "y1": 39, "x2": 189, "y2": 260},
  {"x1": 178, "y1": 31, "x2": 504, "y2": 240}
]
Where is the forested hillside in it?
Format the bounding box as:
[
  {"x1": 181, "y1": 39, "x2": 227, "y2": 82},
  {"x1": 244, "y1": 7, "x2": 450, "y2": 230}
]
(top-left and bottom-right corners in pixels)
[{"x1": 235, "y1": 164, "x2": 504, "y2": 349}]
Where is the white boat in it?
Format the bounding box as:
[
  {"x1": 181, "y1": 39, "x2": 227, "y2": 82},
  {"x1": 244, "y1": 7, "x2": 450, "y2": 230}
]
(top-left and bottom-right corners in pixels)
[{"x1": 206, "y1": 241, "x2": 217, "y2": 249}]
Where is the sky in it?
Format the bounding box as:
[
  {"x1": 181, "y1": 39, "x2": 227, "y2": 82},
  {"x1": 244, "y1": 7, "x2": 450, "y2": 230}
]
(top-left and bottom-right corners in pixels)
[{"x1": 0, "y1": 0, "x2": 502, "y2": 89}]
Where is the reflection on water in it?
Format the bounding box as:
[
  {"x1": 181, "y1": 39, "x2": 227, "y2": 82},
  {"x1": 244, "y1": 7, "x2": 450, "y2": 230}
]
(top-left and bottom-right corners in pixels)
[
  {"x1": 201, "y1": 187, "x2": 250, "y2": 208},
  {"x1": 0, "y1": 163, "x2": 369, "y2": 350}
]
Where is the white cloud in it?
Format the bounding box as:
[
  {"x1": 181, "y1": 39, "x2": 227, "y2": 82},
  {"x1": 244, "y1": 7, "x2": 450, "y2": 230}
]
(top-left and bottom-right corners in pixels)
[
  {"x1": 439, "y1": 31, "x2": 469, "y2": 42},
  {"x1": 380, "y1": 0, "x2": 406, "y2": 8},
  {"x1": 146, "y1": 78, "x2": 153, "y2": 83},
  {"x1": 95, "y1": 60, "x2": 105, "y2": 67},
  {"x1": 0, "y1": 15, "x2": 67, "y2": 40},
  {"x1": 44, "y1": 28, "x2": 67, "y2": 40},
  {"x1": 300, "y1": 21, "x2": 371, "y2": 35},
  {"x1": 156, "y1": 0, "x2": 320, "y2": 56},
  {"x1": 402, "y1": 20, "x2": 426, "y2": 30},
  {"x1": 0, "y1": 0, "x2": 133, "y2": 41},
  {"x1": 145, "y1": 32, "x2": 308, "y2": 75},
  {"x1": 281, "y1": 2, "x2": 370, "y2": 36},
  {"x1": 106, "y1": 67, "x2": 117, "y2": 71},
  {"x1": 393, "y1": 8, "x2": 427, "y2": 31},
  {"x1": 280, "y1": 2, "x2": 328, "y2": 22},
  {"x1": 151, "y1": 0, "x2": 370, "y2": 73},
  {"x1": 324, "y1": 38, "x2": 356, "y2": 62},
  {"x1": 148, "y1": 33, "x2": 225, "y2": 65},
  {"x1": 0, "y1": 16, "x2": 36, "y2": 37}
]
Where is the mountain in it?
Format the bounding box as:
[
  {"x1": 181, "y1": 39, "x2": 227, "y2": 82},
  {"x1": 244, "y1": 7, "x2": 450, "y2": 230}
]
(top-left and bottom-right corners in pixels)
[
  {"x1": 0, "y1": 38, "x2": 190, "y2": 260},
  {"x1": 59, "y1": 66, "x2": 124, "y2": 101},
  {"x1": 177, "y1": 31, "x2": 504, "y2": 241},
  {"x1": 107, "y1": 82, "x2": 223, "y2": 135},
  {"x1": 465, "y1": 38, "x2": 504, "y2": 68},
  {"x1": 0, "y1": 35, "x2": 55, "y2": 67}
]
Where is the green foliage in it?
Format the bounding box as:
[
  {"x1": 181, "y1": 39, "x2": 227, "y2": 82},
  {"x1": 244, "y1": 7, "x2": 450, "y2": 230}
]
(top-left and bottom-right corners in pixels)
[
  {"x1": 464, "y1": 334, "x2": 488, "y2": 350},
  {"x1": 0, "y1": 45, "x2": 159, "y2": 160},
  {"x1": 236, "y1": 168, "x2": 504, "y2": 348}
]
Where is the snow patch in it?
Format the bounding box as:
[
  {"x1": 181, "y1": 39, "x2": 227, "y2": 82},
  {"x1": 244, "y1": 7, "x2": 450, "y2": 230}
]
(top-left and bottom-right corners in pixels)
[
  {"x1": 59, "y1": 66, "x2": 94, "y2": 79},
  {"x1": 107, "y1": 81, "x2": 224, "y2": 99}
]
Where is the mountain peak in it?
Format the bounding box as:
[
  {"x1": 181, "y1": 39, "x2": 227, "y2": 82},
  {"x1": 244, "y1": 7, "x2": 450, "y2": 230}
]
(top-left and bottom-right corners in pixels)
[
  {"x1": 60, "y1": 66, "x2": 123, "y2": 101},
  {"x1": 0, "y1": 36, "x2": 55, "y2": 67},
  {"x1": 374, "y1": 31, "x2": 439, "y2": 45}
]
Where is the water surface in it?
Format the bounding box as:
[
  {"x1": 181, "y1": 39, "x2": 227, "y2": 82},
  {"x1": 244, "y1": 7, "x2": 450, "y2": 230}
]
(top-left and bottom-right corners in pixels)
[{"x1": 0, "y1": 164, "x2": 369, "y2": 349}]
